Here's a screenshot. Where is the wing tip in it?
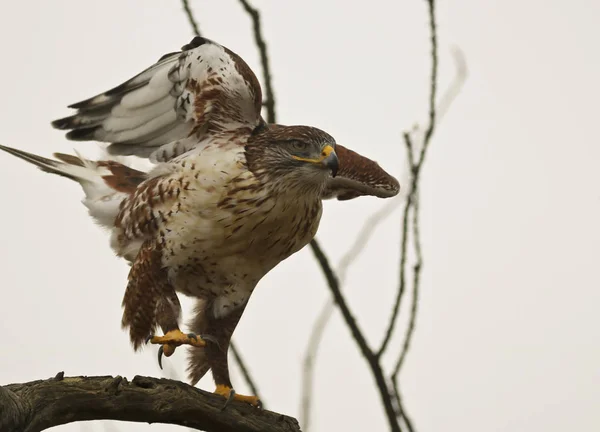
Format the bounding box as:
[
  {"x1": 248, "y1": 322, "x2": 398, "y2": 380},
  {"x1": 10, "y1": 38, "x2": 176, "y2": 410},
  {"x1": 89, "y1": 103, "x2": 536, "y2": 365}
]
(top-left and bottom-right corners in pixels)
[
  {"x1": 51, "y1": 115, "x2": 76, "y2": 130},
  {"x1": 65, "y1": 127, "x2": 99, "y2": 141}
]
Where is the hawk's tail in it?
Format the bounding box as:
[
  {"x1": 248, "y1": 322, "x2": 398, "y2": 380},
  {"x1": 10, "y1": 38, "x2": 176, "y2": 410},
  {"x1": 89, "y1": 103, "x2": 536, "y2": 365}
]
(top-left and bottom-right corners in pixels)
[
  {"x1": 186, "y1": 299, "x2": 248, "y2": 388},
  {"x1": 0, "y1": 145, "x2": 147, "y2": 229},
  {"x1": 187, "y1": 299, "x2": 211, "y2": 386}
]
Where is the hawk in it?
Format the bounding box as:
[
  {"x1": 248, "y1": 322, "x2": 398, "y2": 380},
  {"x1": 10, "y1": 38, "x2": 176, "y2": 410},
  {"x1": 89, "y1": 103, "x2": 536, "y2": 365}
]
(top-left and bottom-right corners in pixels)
[{"x1": 0, "y1": 36, "x2": 399, "y2": 406}]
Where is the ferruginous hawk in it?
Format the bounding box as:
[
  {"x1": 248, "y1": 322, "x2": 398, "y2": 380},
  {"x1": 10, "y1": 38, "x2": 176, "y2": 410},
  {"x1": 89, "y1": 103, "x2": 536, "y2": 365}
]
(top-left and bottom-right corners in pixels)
[{"x1": 0, "y1": 36, "x2": 399, "y2": 406}]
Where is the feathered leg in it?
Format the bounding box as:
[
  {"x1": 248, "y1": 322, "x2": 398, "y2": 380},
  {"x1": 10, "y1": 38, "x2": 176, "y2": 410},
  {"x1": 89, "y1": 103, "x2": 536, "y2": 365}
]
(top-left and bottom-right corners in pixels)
[
  {"x1": 187, "y1": 300, "x2": 260, "y2": 407},
  {"x1": 122, "y1": 240, "x2": 207, "y2": 363}
]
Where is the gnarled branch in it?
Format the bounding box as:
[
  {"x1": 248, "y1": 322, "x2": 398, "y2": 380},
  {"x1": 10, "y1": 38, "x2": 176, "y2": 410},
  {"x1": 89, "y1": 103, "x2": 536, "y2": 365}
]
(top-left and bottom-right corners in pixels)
[{"x1": 0, "y1": 373, "x2": 300, "y2": 432}]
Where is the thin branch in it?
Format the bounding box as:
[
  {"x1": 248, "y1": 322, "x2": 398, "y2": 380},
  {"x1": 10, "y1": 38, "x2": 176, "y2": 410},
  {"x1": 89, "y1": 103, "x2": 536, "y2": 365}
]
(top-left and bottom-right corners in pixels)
[
  {"x1": 181, "y1": 0, "x2": 201, "y2": 36},
  {"x1": 388, "y1": 3, "x2": 469, "y2": 430},
  {"x1": 392, "y1": 36, "x2": 467, "y2": 383},
  {"x1": 392, "y1": 381, "x2": 415, "y2": 432},
  {"x1": 230, "y1": 342, "x2": 265, "y2": 409},
  {"x1": 436, "y1": 47, "x2": 467, "y2": 124},
  {"x1": 420, "y1": 0, "x2": 438, "y2": 163},
  {"x1": 393, "y1": 195, "x2": 422, "y2": 375},
  {"x1": 0, "y1": 374, "x2": 300, "y2": 432},
  {"x1": 378, "y1": 189, "x2": 414, "y2": 357},
  {"x1": 377, "y1": 0, "x2": 439, "y2": 359},
  {"x1": 238, "y1": 0, "x2": 276, "y2": 123},
  {"x1": 404, "y1": 131, "x2": 417, "y2": 166},
  {"x1": 300, "y1": 199, "x2": 402, "y2": 430},
  {"x1": 309, "y1": 240, "x2": 401, "y2": 432},
  {"x1": 233, "y1": 2, "x2": 446, "y2": 432}
]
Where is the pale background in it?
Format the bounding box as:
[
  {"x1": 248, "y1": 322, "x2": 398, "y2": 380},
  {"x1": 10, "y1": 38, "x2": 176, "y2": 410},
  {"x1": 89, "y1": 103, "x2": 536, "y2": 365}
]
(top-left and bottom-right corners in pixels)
[{"x1": 0, "y1": 1, "x2": 598, "y2": 431}]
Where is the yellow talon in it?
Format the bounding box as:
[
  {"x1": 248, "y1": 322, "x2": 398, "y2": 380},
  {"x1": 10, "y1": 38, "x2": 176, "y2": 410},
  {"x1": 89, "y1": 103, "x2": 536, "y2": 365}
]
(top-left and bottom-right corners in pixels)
[
  {"x1": 148, "y1": 329, "x2": 207, "y2": 348},
  {"x1": 214, "y1": 384, "x2": 261, "y2": 407}
]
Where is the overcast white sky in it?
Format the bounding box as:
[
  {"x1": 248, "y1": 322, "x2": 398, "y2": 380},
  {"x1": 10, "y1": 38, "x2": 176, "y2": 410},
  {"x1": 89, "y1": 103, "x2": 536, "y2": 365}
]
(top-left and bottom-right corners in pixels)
[{"x1": 0, "y1": 1, "x2": 598, "y2": 431}]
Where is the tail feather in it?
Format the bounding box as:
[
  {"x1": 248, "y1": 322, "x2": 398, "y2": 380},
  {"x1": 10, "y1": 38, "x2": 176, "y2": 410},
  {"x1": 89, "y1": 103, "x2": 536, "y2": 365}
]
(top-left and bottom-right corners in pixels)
[
  {"x1": 0, "y1": 144, "x2": 79, "y2": 180},
  {"x1": 53, "y1": 152, "x2": 85, "y2": 167},
  {"x1": 0, "y1": 144, "x2": 147, "y2": 228},
  {"x1": 187, "y1": 299, "x2": 211, "y2": 386}
]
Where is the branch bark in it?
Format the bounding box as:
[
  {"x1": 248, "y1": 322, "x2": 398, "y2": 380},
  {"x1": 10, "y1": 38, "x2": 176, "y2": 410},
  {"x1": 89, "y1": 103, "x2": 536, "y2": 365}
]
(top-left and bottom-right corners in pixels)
[{"x1": 0, "y1": 373, "x2": 299, "y2": 432}]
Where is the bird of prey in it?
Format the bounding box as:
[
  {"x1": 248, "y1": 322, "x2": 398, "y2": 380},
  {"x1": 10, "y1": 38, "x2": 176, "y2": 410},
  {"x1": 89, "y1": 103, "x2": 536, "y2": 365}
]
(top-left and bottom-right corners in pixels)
[{"x1": 0, "y1": 36, "x2": 399, "y2": 406}]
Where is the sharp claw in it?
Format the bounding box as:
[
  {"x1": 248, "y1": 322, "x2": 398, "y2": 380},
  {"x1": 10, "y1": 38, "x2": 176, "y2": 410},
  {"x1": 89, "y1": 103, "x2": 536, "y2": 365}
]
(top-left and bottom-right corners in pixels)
[
  {"x1": 256, "y1": 399, "x2": 263, "y2": 409},
  {"x1": 158, "y1": 345, "x2": 164, "y2": 370},
  {"x1": 145, "y1": 334, "x2": 154, "y2": 344},
  {"x1": 221, "y1": 389, "x2": 236, "y2": 411}
]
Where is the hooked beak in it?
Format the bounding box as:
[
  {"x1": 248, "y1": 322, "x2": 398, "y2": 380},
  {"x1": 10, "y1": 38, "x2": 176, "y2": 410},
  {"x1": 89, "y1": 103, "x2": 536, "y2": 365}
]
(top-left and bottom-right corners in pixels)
[
  {"x1": 321, "y1": 145, "x2": 339, "y2": 177},
  {"x1": 292, "y1": 144, "x2": 339, "y2": 177}
]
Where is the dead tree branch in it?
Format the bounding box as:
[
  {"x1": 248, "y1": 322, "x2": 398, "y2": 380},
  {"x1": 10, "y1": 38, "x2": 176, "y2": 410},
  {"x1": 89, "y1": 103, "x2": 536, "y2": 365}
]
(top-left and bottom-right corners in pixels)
[
  {"x1": 231, "y1": 342, "x2": 265, "y2": 409},
  {"x1": 300, "y1": 198, "x2": 401, "y2": 430},
  {"x1": 309, "y1": 241, "x2": 401, "y2": 432},
  {"x1": 238, "y1": 0, "x2": 276, "y2": 124},
  {"x1": 387, "y1": 2, "x2": 467, "y2": 427},
  {"x1": 182, "y1": 0, "x2": 201, "y2": 36},
  {"x1": 392, "y1": 45, "x2": 467, "y2": 384},
  {"x1": 378, "y1": 0, "x2": 439, "y2": 359},
  {"x1": 303, "y1": 1, "x2": 456, "y2": 430},
  {"x1": 0, "y1": 373, "x2": 300, "y2": 432},
  {"x1": 299, "y1": 44, "x2": 466, "y2": 424}
]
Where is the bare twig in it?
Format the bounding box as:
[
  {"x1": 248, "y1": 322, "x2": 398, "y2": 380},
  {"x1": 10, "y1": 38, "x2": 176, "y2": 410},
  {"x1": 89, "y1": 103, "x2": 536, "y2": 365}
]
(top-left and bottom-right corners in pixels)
[
  {"x1": 387, "y1": 2, "x2": 469, "y2": 429},
  {"x1": 300, "y1": 198, "x2": 401, "y2": 430},
  {"x1": 378, "y1": 0, "x2": 439, "y2": 359},
  {"x1": 309, "y1": 240, "x2": 401, "y2": 432},
  {"x1": 182, "y1": 0, "x2": 201, "y2": 36},
  {"x1": 378, "y1": 190, "x2": 415, "y2": 357},
  {"x1": 394, "y1": 193, "x2": 422, "y2": 375},
  {"x1": 391, "y1": 43, "x2": 467, "y2": 384},
  {"x1": 0, "y1": 374, "x2": 300, "y2": 432},
  {"x1": 392, "y1": 382, "x2": 415, "y2": 432},
  {"x1": 436, "y1": 47, "x2": 467, "y2": 123},
  {"x1": 231, "y1": 2, "x2": 449, "y2": 432},
  {"x1": 238, "y1": 0, "x2": 276, "y2": 123},
  {"x1": 230, "y1": 342, "x2": 265, "y2": 409},
  {"x1": 421, "y1": 0, "x2": 438, "y2": 160}
]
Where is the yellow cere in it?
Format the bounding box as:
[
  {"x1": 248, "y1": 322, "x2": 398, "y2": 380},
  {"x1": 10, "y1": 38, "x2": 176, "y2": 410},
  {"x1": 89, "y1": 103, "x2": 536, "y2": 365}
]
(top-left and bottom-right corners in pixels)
[{"x1": 292, "y1": 144, "x2": 336, "y2": 164}]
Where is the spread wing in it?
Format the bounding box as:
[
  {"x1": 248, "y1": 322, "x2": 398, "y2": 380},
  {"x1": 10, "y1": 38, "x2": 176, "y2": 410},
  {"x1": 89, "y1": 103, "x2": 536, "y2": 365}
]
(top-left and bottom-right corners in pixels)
[
  {"x1": 323, "y1": 144, "x2": 400, "y2": 200},
  {"x1": 52, "y1": 37, "x2": 262, "y2": 162}
]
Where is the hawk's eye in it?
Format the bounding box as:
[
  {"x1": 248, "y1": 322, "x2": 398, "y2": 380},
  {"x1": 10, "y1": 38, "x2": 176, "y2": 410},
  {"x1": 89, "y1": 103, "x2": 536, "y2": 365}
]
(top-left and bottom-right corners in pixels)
[{"x1": 290, "y1": 141, "x2": 309, "y2": 151}]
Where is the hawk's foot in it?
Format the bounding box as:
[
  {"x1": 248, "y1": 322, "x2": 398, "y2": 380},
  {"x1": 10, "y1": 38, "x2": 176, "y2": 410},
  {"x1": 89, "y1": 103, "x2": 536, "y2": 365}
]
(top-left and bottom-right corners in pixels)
[
  {"x1": 147, "y1": 329, "x2": 207, "y2": 348},
  {"x1": 146, "y1": 330, "x2": 208, "y2": 369},
  {"x1": 214, "y1": 384, "x2": 261, "y2": 409}
]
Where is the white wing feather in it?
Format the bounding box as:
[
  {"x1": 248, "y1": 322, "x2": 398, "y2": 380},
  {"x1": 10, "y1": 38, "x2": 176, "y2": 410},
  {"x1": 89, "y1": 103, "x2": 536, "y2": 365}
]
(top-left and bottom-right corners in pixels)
[{"x1": 52, "y1": 37, "x2": 262, "y2": 162}]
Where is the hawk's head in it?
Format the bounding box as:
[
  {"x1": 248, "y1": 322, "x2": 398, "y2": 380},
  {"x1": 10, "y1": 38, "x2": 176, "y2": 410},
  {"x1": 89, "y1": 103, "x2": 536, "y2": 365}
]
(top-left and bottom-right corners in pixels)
[{"x1": 245, "y1": 124, "x2": 339, "y2": 193}]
